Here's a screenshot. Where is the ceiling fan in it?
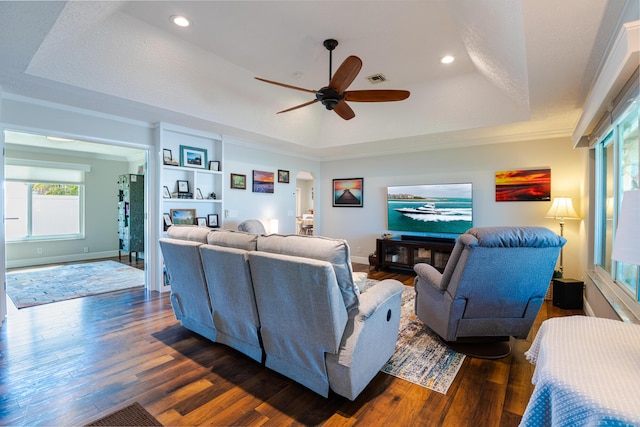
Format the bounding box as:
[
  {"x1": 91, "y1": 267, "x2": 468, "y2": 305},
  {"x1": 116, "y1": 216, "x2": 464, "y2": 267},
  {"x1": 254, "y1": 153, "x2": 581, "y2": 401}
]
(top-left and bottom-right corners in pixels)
[{"x1": 255, "y1": 39, "x2": 410, "y2": 120}]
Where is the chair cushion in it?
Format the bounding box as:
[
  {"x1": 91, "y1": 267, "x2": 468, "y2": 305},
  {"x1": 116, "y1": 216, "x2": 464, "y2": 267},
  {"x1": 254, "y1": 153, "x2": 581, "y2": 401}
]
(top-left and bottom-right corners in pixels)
[
  {"x1": 167, "y1": 225, "x2": 211, "y2": 243},
  {"x1": 207, "y1": 229, "x2": 258, "y2": 251},
  {"x1": 257, "y1": 234, "x2": 360, "y2": 312}
]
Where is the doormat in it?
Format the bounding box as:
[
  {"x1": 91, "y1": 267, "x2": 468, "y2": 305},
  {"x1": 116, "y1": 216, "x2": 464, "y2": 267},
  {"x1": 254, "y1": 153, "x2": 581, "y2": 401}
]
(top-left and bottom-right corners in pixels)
[
  {"x1": 85, "y1": 402, "x2": 162, "y2": 426},
  {"x1": 7, "y1": 260, "x2": 144, "y2": 308}
]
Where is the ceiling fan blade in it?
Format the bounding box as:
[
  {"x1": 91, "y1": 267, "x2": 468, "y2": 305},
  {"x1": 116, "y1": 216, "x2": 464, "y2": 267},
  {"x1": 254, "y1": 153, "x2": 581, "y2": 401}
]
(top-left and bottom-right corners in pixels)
[
  {"x1": 255, "y1": 77, "x2": 320, "y2": 94},
  {"x1": 277, "y1": 99, "x2": 319, "y2": 114},
  {"x1": 344, "y1": 90, "x2": 411, "y2": 102},
  {"x1": 333, "y1": 100, "x2": 355, "y2": 120},
  {"x1": 329, "y1": 55, "x2": 362, "y2": 93}
]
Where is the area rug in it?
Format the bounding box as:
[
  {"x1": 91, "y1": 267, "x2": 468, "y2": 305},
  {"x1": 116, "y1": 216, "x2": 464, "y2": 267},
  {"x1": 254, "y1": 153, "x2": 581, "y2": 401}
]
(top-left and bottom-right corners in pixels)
[
  {"x1": 7, "y1": 260, "x2": 144, "y2": 309},
  {"x1": 85, "y1": 402, "x2": 162, "y2": 426},
  {"x1": 364, "y1": 280, "x2": 466, "y2": 394}
]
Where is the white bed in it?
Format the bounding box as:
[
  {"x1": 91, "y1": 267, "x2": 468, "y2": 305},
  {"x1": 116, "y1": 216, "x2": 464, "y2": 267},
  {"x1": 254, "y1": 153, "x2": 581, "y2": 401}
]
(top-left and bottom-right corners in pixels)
[{"x1": 521, "y1": 315, "x2": 640, "y2": 426}]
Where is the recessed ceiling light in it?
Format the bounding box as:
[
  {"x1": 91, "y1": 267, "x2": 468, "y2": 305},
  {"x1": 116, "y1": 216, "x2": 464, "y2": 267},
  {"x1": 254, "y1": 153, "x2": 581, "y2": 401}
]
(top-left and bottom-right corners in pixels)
[
  {"x1": 171, "y1": 15, "x2": 191, "y2": 27},
  {"x1": 440, "y1": 55, "x2": 455, "y2": 64}
]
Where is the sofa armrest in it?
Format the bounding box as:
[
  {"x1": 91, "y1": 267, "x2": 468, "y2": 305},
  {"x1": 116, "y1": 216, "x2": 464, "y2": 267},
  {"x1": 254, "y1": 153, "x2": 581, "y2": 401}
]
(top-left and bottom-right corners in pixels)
[
  {"x1": 414, "y1": 262, "x2": 444, "y2": 291},
  {"x1": 333, "y1": 279, "x2": 404, "y2": 367},
  {"x1": 325, "y1": 279, "x2": 405, "y2": 399}
]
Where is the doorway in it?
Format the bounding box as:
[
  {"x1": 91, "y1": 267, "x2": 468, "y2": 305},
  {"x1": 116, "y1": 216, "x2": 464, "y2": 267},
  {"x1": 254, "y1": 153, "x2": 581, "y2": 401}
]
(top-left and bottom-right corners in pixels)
[
  {"x1": 295, "y1": 171, "x2": 315, "y2": 235},
  {"x1": 3, "y1": 130, "x2": 148, "y2": 312}
]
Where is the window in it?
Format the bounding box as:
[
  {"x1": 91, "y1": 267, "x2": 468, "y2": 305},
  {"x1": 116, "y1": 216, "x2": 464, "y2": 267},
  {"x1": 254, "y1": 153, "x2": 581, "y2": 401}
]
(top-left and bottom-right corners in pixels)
[
  {"x1": 593, "y1": 74, "x2": 639, "y2": 309},
  {"x1": 5, "y1": 158, "x2": 89, "y2": 242},
  {"x1": 5, "y1": 182, "x2": 84, "y2": 240}
]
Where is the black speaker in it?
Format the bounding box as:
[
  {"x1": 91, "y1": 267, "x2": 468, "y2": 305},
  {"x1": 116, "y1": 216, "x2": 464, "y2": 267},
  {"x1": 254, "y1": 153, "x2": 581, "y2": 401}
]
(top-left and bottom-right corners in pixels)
[{"x1": 552, "y1": 278, "x2": 584, "y2": 309}]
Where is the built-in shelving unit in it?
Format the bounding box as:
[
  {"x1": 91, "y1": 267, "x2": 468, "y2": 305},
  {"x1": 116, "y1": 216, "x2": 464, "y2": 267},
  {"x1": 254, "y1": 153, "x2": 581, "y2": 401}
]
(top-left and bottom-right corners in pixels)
[{"x1": 159, "y1": 123, "x2": 224, "y2": 230}]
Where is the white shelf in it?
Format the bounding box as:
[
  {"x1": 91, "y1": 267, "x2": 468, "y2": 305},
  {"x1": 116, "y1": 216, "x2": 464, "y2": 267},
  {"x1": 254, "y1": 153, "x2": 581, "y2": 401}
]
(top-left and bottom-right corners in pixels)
[{"x1": 163, "y1": 198, "x2": 222, "y2": 203}]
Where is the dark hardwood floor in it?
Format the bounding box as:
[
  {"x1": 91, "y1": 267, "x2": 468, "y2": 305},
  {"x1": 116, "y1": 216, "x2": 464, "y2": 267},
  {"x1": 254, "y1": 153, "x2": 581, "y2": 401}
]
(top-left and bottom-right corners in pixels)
[{"x1": 0, "y1": 263, "x2": 582, "y2": 426}]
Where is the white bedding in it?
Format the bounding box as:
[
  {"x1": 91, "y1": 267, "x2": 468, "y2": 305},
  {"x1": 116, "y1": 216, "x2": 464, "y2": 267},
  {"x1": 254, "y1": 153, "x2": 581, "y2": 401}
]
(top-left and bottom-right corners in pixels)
[{"x1": 520, "y1": 316, "x2": 640, "y2": 427}]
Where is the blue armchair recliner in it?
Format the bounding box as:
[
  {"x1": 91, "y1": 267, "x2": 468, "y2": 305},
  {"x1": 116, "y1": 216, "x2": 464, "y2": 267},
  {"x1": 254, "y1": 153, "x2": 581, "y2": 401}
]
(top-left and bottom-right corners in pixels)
[{"x1": 414, "y1": 226, "x2": 566, "y2": 358}]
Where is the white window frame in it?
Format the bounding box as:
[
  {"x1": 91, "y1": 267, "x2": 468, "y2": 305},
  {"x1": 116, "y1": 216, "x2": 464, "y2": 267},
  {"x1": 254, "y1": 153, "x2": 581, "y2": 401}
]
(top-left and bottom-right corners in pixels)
[{"x1": 5, "y1": 181, "x2": 86, "y2": 242}]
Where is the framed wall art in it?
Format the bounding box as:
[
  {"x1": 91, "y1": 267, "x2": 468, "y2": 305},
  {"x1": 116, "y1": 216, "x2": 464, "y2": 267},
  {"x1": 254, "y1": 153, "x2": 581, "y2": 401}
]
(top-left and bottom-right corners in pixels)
[
  {"x1": 252, "y1": 170, "x2": 274, "y2": 193},
  {"x1": 333, "y1": 178, "x2": 364, "y2": 207},
  {"x1": 209, "y1": 160, "x2": 220, "y2": 171},
  {"x1": 179, "y1": 145, "x2": 207, "y2": 169},
  {"x1": 230, "y1": 173, "x2": 246, "y2": 189},
  {"x1": 495, "y1": 168, "x2": 551, "y2": 202},
  {"x1": 278, "y1": 169, "x2": 290, "y2": 183}
]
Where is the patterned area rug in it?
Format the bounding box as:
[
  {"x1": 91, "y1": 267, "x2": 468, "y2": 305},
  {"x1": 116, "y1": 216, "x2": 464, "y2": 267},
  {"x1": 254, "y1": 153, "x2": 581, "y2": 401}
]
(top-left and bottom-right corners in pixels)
[
  {"x1": 365, "y1": 280, "x2": 466, "y2": 394},
  {"x1": 7, "y1": 260, "x2": 144, "y2": 309}
]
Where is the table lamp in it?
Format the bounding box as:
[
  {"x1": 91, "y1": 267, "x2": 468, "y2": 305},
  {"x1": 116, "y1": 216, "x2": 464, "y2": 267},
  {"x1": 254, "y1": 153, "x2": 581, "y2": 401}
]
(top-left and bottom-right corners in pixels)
[
  {"x1": 545, "y1": 196, "x2": 580, "y2": 275},
  {"x1": 611, "y1": 190, "x2": 640, "y2": 285}
]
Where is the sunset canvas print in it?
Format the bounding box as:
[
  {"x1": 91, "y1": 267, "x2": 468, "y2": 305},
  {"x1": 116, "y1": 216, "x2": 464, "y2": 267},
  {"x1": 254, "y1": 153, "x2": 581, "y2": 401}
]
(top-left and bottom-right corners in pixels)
[{"x1": 495, "y1": 169, "x2": 551, "y2": 201}]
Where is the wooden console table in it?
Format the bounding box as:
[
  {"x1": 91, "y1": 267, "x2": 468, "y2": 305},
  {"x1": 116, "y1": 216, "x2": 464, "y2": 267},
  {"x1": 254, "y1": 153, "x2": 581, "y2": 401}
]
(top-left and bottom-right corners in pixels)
[{"x1": 376, "y1": 237, "x2": 455, "y2": 272}]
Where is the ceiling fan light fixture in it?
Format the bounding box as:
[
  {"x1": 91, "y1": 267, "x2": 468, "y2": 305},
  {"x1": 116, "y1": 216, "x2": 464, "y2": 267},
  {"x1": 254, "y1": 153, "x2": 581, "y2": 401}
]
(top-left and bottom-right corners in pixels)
[
  {"x1": 171, "y1": 15, "x2": 191, "y2": 27},
  {"x1": 440, "y1": 55, "x2": 455, "y2": 64}
]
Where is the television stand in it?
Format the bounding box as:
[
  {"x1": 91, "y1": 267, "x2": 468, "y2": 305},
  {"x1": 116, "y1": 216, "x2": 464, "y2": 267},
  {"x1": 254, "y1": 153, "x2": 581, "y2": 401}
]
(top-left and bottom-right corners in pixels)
[{"x1": 376, "y1": 237, "x2": 455, "y2": 272}]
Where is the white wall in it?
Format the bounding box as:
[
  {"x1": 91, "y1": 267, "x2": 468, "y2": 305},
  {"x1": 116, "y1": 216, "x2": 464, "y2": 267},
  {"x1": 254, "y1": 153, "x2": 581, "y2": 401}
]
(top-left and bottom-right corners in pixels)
[
  {"x1": 320, "y1": 137, "x2": 587, "y2": 280},
  {"x1": 222, "y1": 138, "x2": 320, "y2": 235}
]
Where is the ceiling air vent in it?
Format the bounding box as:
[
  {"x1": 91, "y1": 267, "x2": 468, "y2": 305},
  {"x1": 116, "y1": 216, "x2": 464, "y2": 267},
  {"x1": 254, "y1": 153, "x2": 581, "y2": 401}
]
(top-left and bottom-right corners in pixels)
[{"x1": 366, "y1": 73, "x2": 387, "y2": 84}]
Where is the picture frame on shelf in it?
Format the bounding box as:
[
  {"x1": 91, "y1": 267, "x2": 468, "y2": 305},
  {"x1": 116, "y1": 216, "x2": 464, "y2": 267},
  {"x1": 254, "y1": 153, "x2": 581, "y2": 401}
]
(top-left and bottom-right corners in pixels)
[
  {"x1": 278, "y1": 169, "x2": 290, "y2": 183},
  {"x1": 163, "y1": 213, "x2": 172, "y2": 231},
  {"x1": 163, "y1": 149, "x2": 172, "y2": 165},
  {"x1": 230, "y1": 173, "x2": 246, "y2": 190},
  {"x1": 332, "y1": 177, "x2": 364, "y2": 207},
  {"x1": 207, "y1": 214, "x2": 219, "y2": 228},
  {"x1": 196, "y1": 217, "x2": 207, "y2": 227},
  {"x1": 179, "y1": 145, "x2": 207, "y2": 169},
  {"x1": 208, "y1": 160, "x2": 220, "y2": 171},
  {"x1": 170, "y1": 208, "x2": 196, "y2": 225},
  {"x1": 162, "y1": 186, "x2": 171, "y2": 199},
  {"x1": 177, "y1": 180, "x2": 189, "y2": 193}
]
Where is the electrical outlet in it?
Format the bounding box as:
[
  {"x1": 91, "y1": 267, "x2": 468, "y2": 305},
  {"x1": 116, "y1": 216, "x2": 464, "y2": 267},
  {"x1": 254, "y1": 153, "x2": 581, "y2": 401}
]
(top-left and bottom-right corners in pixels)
[
  {"x1": 36, "y1": 248, "x2": 43, "y2": 254},
  {"x1": 357, "y1": 246, "x2": 362, "y2": 253},
  {"x1": 83, "y1": 247, "x2": 89, "y2": 253}
]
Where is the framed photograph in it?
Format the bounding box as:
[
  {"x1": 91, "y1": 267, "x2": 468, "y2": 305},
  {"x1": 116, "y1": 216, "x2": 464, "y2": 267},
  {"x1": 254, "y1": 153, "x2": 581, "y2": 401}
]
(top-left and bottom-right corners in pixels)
[
  {"x1": 162, "y1": 186, "x2": 171, "y2": 199},
  {"x1": 333, "y1": 178, "x2": 364, "y2": 207},
  {"x1": 170, "y1": 208, "x2": 196, "y2": 225},
  {"x1": 253, "y1": 170, "x2": 274, "y2": 193},
  {"x1": 495, "y1": 168, "x2": 551, "y2": 202},
  {"x1": 278, "y1": 169, "x2": 290, "y2": 183},
  {"x1": 196, "y1": 217, "x2": 207, "y2": 227},
  {"x1": 179, "y1": 145, "x2": 207, "y2": 169},
  {"x1": 163, "y1": 149, "x2": 172, "y2": 165},
  {"x1": 177, "y1": 180, "x2": 189, "y2": 193},
  {"x1": 207, "y1": 214, "x2": 219, "y2": 228},
  {"x1": 163, "y1": 213, "x2": 172, "y2": 230},
  {"x1": 209, "y1": 160, "x2": 220, "y2": 171},
  {"x1": 196, "y1": 188, "x2": 203, "y2": 199},
  {"x1": 230, "y1": 173, "x2": 246, "y2": 190}
]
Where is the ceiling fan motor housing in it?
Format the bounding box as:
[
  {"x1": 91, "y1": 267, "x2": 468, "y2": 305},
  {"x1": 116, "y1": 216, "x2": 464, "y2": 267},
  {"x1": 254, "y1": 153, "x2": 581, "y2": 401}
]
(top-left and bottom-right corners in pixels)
[{"x1": 317, "y1": 87, "x2": 343, "y2": 110}]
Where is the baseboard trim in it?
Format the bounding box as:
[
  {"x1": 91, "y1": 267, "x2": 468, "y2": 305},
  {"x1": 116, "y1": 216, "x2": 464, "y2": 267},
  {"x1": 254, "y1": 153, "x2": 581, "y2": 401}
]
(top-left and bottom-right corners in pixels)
[{"x1": 7, "y1": 250, "x2": 121, "y2": 269}]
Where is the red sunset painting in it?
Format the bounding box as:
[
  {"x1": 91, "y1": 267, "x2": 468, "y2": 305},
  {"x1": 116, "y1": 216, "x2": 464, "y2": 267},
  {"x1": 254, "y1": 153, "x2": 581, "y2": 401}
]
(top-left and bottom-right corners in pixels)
[{"x1": 495, "y1": 169, "x2": 551, "y2": 201}]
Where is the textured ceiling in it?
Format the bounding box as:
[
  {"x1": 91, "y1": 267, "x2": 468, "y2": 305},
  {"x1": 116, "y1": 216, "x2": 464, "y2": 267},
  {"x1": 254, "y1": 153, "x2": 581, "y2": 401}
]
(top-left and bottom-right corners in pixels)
[{"x1": 0, "y1": 0, "x2": 626, "y2": 160}]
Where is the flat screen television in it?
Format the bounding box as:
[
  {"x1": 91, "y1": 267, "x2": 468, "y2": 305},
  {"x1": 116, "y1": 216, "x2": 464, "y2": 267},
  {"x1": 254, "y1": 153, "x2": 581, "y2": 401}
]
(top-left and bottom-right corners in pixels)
[{"x1": 386, "y1": 183, "x2": 473, "y2": 237}]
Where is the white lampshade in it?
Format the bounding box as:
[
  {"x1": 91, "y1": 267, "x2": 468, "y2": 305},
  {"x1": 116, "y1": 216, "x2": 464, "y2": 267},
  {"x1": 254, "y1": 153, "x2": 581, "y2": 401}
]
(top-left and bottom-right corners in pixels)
[
  {"x1": 611, "y1": 190, "x2": 640, "y2": 265},
  {"x1": 545, "y1": 197, "x2": 580, "y2": 220}
]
